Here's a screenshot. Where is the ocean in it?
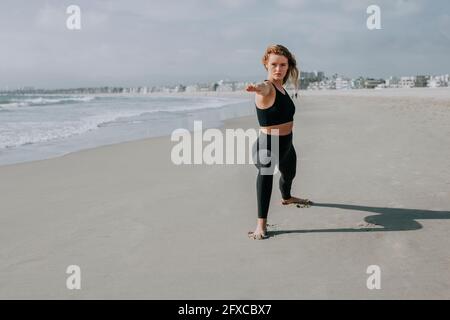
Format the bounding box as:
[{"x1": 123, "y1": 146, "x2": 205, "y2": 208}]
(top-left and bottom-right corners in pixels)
[{"x1": 0, "y1": 93, "x2": 253, "y2": 166}]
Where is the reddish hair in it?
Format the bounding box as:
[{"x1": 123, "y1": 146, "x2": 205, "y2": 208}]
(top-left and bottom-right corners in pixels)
[{"x1": 262, "y1": 44, "x2": 299, "y2": 90}]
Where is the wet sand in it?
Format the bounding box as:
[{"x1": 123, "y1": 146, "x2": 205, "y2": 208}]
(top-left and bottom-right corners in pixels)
[{"x1": 1, "y1": 88, "x2": 449, "y2": 299}]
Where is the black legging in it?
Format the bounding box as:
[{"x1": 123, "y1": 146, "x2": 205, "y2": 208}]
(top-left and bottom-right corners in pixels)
[{"x1": 252, "y1": 131, "x2": 297, "y2": 219}]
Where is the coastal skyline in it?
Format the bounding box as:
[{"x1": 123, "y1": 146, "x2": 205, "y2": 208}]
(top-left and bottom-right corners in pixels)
[
  {"x1": 4, "y1": 70, "x2": 449, "y2": 93},
  {"x1": 1, "y1": 0, "x2": 450, "y2": 88}
]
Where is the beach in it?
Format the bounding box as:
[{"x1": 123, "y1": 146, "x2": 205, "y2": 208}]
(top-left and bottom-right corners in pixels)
[
  {"x1": 1, "y1": 88, "x2": 449, "y2": 299},
  {"x1": 0, "y1": 93, "x2": 253, "y2": 166}
]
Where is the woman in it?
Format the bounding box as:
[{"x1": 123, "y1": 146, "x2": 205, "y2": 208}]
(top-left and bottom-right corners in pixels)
[{"x1": 246, "y1": 44, "x2": 313, "y2": 240}]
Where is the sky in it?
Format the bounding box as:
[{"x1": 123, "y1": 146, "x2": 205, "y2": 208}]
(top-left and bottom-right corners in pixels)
[{"x1": 1, "y1": 0, "x2": 449, "y2": 89}]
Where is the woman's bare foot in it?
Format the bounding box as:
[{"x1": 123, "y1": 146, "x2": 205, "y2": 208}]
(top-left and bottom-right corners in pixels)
[
  {"x1": 247, "y1": 225, "x2": 269, "y2": 240},
  {"x1": 281, "y1": 196, "x2": 313, "y2": 207},
  {"x1": 248, "y1": 229, "x2": 269, "y2": 240},
  {"x1": 248, "y1": 218, "x2": 269, "y2": 240}
]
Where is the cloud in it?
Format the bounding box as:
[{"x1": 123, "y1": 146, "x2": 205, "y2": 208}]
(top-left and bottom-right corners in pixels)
[
  {"x1": 35, "y1": 2, "x2": 65, "y2": 29},
  {"x1": 276, "y1": 0, "x2": 308, "y2": 9},
  {"x1": 437, "y1": 14, "x2": 450, "y2": 41},
  {"x1": 392, "y1": 0, "x2": 424, "y2": 16},
  {"x1": 217, "y1": 0, "x2": 257, "y2": 9},
  {"x1": 0, "y1": 0, "x2": 448, "y2": 88}
]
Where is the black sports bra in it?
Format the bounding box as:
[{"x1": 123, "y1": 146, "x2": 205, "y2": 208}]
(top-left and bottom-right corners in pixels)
[{"x1": 255, "y1": 80, "x2": 295, "y2": 127}]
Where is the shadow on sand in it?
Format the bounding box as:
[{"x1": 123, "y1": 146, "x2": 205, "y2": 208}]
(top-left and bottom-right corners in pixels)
[{"x1": 268, "y1": 202, "x2": 450, "y2": 237}]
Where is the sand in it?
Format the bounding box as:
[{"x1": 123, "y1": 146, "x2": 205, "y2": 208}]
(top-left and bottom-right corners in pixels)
[{"x1": 0, "y1": 88, "x2": 449, "y2": 299}]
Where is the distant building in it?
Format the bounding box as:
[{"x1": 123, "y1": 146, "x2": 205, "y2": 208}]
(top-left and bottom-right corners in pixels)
[
  {"x1": 375, "y1": 83, "x2": 387, "y2": 89},
  {"x1": 300, "y1": 71, "x2": 317, "y2": 80},
  {"x1": 335, "y1": 77, "x2": 351, "y2": 90},
  {"x1": 415, "y1": 75, "x2": 429, "y2": 87},
  {"x1": 386, "y1": 76, "x2": 400, "y2": 88},
  {"x1": 300, "y1": 71, "x2": 325, "y2": 90},
  {"x1": 364, "y1": 78, "x2": 385, "y2": 89},
  {"x1": 216, "y1": 79, "x2": 235, "y2": 92},
  {"x1": 307, "y1": 79, "x2": 333, "y2": 90},
  {"x1": 199, "y1": 87, "x2": 210, "y2": 92},
  {"x1": 233, "y1": 82, "x2": 248, "y2": 91},
  {"x1": 428, "y1": 74, "x2": 449, "y2": 88},
  {"x1": 174, "y1": 84, "x2": 186, "y2": 92},
  {"x1": 399, "y1": 76, "x2": 415, "y2": 88},
  {"x1": 216, "y1": 84, "x2": 233, "y2": 92},
  {"x1": 185, "y1": 84, "x2": 200, "y2": 92},
  {"x1": 351, "y1": 77, "x2": 365, "y2": 89},
  {"x1": 317, "y1": 71, "x2": 325, "y2": 81},
  {"x1": 138, "y1": 86, "x2": 150, "y2": 94}
]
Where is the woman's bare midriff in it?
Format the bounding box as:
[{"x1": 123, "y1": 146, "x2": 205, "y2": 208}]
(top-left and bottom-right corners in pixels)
[
  {"x1": 255, "y1": 83, "x2": 294, "y2": 135},
  {"x1": 260, "y1": 121, "x2": 293, "y2": 135}
]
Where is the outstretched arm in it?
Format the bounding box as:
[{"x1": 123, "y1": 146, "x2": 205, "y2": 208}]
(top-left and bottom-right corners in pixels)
[{"x1": 245, "y1": 81, "x2": 271, "y2": 96}]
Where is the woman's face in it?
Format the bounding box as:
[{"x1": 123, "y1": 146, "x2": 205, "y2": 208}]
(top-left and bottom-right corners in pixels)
[{"x1": 266, "y1": 54, "x2": 289, "y2": 82}]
